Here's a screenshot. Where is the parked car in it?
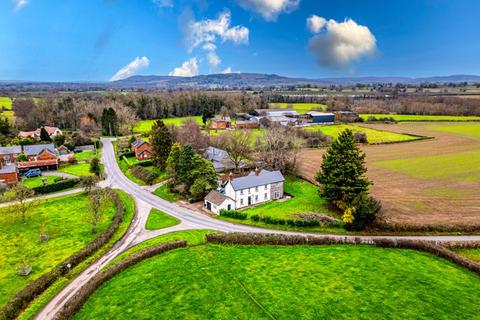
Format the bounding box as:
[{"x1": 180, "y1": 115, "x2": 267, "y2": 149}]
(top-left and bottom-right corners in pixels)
[{"x1": 24, "y1": 168, "x2": 42, "y2": 178}]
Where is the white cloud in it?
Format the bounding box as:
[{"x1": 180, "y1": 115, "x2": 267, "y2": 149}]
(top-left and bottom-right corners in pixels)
[
  {"x1": 207, "y1": 52, "x2": 221, "y2": 66},
  {"x1": 307, "y1": 17, "x2": 377, "y2": 70},
  {"x1": 152, "y1": 0, "x2": 173, "y2": 8},
  {"x1": 186, "y1": 11, "x2": 249, "y2": 51},
  {"x1": 110, "y1": 56, "x2": 150, "y2": 81},
  {"x1": 237, "y1": 0, "x2": 300, "y2": 21},
  {"x1": 13, "y1": 0, "x2": 28, "y2": 10},
  {"x1": 169, "y1": 57, "x2": 199, "y2": 77},
  {"x1": 202, "y1": 43, "x2": 217, "y2": 51},
  {"x1": 307, "y1": 15, "x2": 326, "y2": 33},
  {"x1": 222, "y1": 67, "x2": 233, "y2": 74}
]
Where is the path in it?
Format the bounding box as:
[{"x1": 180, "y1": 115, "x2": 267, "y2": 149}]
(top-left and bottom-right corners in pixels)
[{"x1": 35, "y1": 137, "x2": 480, "y2": 320}]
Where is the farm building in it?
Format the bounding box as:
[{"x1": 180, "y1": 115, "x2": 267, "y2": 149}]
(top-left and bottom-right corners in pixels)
[
  {"x1": 236, "y1": 120, "x2": 260, "y2": 129},
  {"x1": 131, "y1": 140, "x2": 153, "y2": 160},
  {"x1": 210, "y1": 117, "x2": 231, "y2": 129},
  {"x1": 204, "y1": 146, "x2": 239, "y2": 172},
  {"x1": 204, "y1": 169, "x2": 285, "y2": 214},
  {"x1": 0, "y1": 164, "x2": 19, "y2": 184},
  {"x1": 254, "y1": 109, "x2": 298, "y2": 117},
  {"x1": 0, "y1": 146, "x2": 22, "y2": 166},
  {"x1": 307, "y1": 112, "x2": 335, "y2": 124}
]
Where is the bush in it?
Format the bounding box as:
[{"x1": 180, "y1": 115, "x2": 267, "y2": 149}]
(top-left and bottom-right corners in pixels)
[
  {"x1": 0, "y1": 190, "x2": 126, "y2": 320},
  {"x1": 249, "y1": 214, "x2": 320, "y2": 228},
  {"x1": 32, "y1": 179, "x2": 80, "y2": 195},
  {"x1": 354, "y1": 132, "x2": 368, "y2": 144},
  {"x1": 136, "y1": 160, "x2": 153, "y2": 167},
  {"x1": 118, "y1": 151, "x2": 135, "y2": 158},
  {"x1": 299, "y1": 129, "x2": 332, "y2": 147},
  {"x1": 130, "y1": 165, "x2": 158, "y2": 185},
  {"x1": 345, "y1": 193, "x2": 381, "y2": 231},
  {"x1": 219, "y1": 209, "x2": 247, "y2": 220}
]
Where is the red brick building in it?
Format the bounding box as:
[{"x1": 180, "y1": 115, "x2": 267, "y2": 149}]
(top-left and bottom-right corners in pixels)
[
  {"x1": 210, "y1": 117, "x2": 231, "y2": 130},
  {"x1": 131, "y1": 140, "x2": 153, "y2": 160}
]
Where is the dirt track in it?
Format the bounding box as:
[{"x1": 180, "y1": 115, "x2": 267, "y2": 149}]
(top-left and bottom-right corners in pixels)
[{"x1": 296, "y1": 122, "x2": 480, "y2": 229}]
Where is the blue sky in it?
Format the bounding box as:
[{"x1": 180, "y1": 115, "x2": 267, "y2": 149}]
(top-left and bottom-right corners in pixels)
[{"x1": 1, "y1": 0, "x2": 479, "y2": 81}]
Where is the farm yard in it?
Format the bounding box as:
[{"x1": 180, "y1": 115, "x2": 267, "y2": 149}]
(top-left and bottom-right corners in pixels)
[
  {"x1": 74, "y1": 244, "x2": 480, "y2": 320},
  {"x1": 134, "y1": 116, "x2": 203, "y2": 133},
  {"x1": 297, "y1": 122, "x2": 480, "y2": 230}
]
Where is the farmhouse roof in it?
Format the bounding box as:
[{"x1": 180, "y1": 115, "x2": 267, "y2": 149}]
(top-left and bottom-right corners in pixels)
[
  {"x1": 211, "y1": 116, "x2": 231, "y2": 122},
  {"x1": 204, "y1": 146, "x2": 229, "y2": 162},
  {"x1": 23, "y1": 144, "x2": 57, "y2": 157},
  {"x1": 205, "y1": 190, "x2": 228, "y2": 206},
  {"x1": 0, "y1": 146, "x2": 22, "y2": 155},
  {"x1": 131, "y1": 140, "x2": 146, "y2": 148},
  {"x1": 230, "y1": 169, "x2": 284, "y2": 191},
  {"x1": 17, "y1": 159, "x2": 58, "y2": 168},
  {"x1": 307, "y1": 111, "x2": 335, "y2": 116}
]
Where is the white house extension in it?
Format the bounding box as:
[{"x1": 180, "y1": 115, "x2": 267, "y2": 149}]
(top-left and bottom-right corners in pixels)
[{"x1": 204, "y1": 169, "x2": 285, "y2": 214}]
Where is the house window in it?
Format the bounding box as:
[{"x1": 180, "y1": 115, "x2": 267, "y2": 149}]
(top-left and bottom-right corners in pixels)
[
  {"x1": 265, "y1": 193, "x2": 268, "y2": 200},
  {"x1": 264, "y1": 185, "x2": 268, "y2": 190},
  {"x1": 275, "y1": 192, "x2": 280, "y2": 199},
  {"x1": 240, "y1": 190, "x2": 244, "y2": 195},
  {"x1": 255, "y1": 195, "x2": 258, "y2": 202},
  {"x1": 255, "y1": 186, "x2": 258, "y2": 192},
  {"x1": 227, "y1": 204, "x2": 231, "y2": 210},
  {"x1": 240, "y1": 199, "x2": 244, "y2": 205},
  {"x1": 213, "y1": 204, "x2": 217, "y2": 210}
]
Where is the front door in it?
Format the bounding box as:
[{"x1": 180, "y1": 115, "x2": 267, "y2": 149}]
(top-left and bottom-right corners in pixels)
[
  {"x1": 248, "y1": 196, "x2": 251, "y2": 205},
  {"x1": 206, "y1": 202, "x2": 211, "y2": 211}
]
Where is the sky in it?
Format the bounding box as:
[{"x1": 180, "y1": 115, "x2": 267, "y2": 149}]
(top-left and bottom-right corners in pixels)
[{"x1": 0, "y1": 0, "x2": 479, "y2": 82}]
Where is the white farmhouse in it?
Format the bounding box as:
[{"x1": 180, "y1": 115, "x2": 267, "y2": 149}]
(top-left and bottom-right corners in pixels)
[{"x1": 204, "y1": 169, "x2": 285, "y2": 214}]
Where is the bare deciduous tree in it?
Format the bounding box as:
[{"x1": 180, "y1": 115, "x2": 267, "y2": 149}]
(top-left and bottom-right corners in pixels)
[
  {"x1": 174, "y1": 119, "x2": 209, "y2": 153},
  {"x1": 9, "y1": 184, "x2": 35, "y2": 224},
  {"x1": 212, "y1": 130, "x2": 252, "y2": 171}
]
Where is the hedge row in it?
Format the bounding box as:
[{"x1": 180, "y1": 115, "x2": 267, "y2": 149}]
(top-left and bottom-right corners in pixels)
[
  {"x1": 54, "y1": 241, "x2": 186, "y2": 320},
  {"x1": 219, "y1": 209, "x2": 247, "y2": 220},
  {"x1": 136, "y1": 160, "x2": 153, "y2": 167},
  {"x1": 32, "y1": 179, "x2": 80, "y2": 195},
  {"x1": 220, "y1": 210, "x2": 323, "y2": 228},
  {"x1": 206, "y1": 233, "x2": 480, "y2": 276},
  {"x1": 130, "y1": 166, "x2": 158, "y2": 185},
  {"x1": 0, "y1": 190, "x2": 126, "y2": 320},
  {"x1": 118, "y1": 151, "x2": 135, "y2": 158}
]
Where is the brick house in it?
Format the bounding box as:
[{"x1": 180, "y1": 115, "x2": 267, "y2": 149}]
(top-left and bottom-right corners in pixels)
[
  {"x1": 19, "y1": 126, "x2": 63, "y2": 139},
  {"x1": 0, "y1": 164, "x2": 19, "y2": 184},
  {"x1": 17, "y1": 144, "x2": 59, "y2": 173},
  {"x1": 210, "y1": 117, "x2": 231, "y2": 130},
  {"x1": 235, "y1": 120, "x2": 260, "y2": 129},
  {"x1": 0, "y1": 146, "x2": 22, "y2": 166},
  {"x1": 131, "y1": 140, "x2": 153, "y2": 161}
]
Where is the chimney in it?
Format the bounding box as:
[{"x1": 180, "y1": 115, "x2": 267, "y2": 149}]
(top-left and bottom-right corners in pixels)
[
  {"x1": 228, "y1": 172, "x2": 234, "y2": 181},
  {"x1": 255, "y1": 167, "x2": 260, "y2": 176}
]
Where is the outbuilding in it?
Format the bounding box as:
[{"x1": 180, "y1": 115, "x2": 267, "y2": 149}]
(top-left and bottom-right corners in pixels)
[{"x1": 307, "y1": 112, "x2": 336, "y2": 124}]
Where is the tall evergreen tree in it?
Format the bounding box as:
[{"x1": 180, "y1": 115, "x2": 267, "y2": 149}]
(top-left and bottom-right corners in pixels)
[
  {"x1": 316, "y1": 129, "x2": 370, "y2": 206},
  {"x1": 150, "y1": 120, "x2": 173, "y2": 171},
  {"x1": 101, "y1": 107, "x2": 119, "y2": 136},
  {"x1": 201, "y1": 105, "x2": 214, "y2": 125},
  {"x1": 39, "y1": 127, "x2": 51, "y2": 142}
]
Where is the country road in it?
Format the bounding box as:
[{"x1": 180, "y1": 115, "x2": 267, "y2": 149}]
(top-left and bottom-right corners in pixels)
[{"x1": 34, "y1": 137, "x2": 480, "y2": 320}]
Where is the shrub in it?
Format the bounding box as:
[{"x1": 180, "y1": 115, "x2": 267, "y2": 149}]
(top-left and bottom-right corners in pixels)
[
  {"x1": 136, "y1": 160, "x2": 153, "y2": 167},
  {"x1": 354, "y1": 132, "x2": 368, "y2": 144},
  {"x1": 90, "y1": 157, "x2": 101, "y2": 176},
  {"x1": 219, "y1": 209, "x2": 247, "y2": 220},
  {"x1": 130, "y1": 165, "x2": 158, "y2": 185},
  {"x1": 345, "y1": 193, "x2": 381, "y2": 231},
  {"x1": 0, "y1": 191, "x2": 126, "y2": 320},
  {"x1": 118, "y1": 151, "x2": 135, "y2": 158},
  {"x1": 32, "y1": 179, "x2": 80, "y2": 195}
]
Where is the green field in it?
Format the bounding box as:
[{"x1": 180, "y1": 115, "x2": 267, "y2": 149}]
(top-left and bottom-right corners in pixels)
[
  {"x1": 74, "y1": 150, "x2": 97, "y2": 162},
  {"x1": 455, "y1": 249, "x2": 480, "y2": 262},
  {"x1": 145, "y1": 209, "x2": 179, "y2": 230},
  {"x1": 134, "y1": 116, "x2": 203, "y2": 133},
  {"x1": 269, "y1": 102, "x2": 327, "y2": 113},
  {"x1": 0, "y1": 97, "x2": 12, "y2": 110},
  {"x1": 75, "y1": 244, "x2": 480, "y2": 320},
  {"x1": 154, "y1": 184, "x2": 182, "y2": 202},
  {"x1": 243, "y1": 177, "x2": 334, "y2": 219},
  {"x1": 360, "y1": 114, "x2": 480, "y2": 122},
  {"x1": 22, "y1": 176, "x2": 58, "y2": 188},
  {"x1": 428, "y1": 123, "x2": 480, "y2": 139},
  {"x1": 304, "y1": 124, "x2": 421, "y2": 144},
  {"x1": 59, "y1": 163, "x2": 93, "y2": 177},
  {"x1": 0, "y1": 193, "x2": 116, "y2": 307},
  {"x1": 374, "y1": 150, "x2": 480, "y2": 183}
]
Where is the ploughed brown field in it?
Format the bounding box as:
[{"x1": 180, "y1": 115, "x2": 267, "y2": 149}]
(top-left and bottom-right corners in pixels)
[{"x1": 296, "y1": 122, "x2": 480, "y2": 230}]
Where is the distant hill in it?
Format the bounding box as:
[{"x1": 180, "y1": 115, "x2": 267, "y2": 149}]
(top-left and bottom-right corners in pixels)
[{"x1": 2, "y1": 73, "x2": 480, "y2": 91}]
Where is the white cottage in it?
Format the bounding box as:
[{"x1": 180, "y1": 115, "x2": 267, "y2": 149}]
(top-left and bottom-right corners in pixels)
[{"x1": 204, "y1": 169, "x2": 285, "y2": 214}]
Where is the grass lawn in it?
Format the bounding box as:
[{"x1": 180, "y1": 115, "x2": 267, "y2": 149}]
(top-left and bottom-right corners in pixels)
[
  {"x1": 119, "y1": 156, "x2": 167, "y2": 185},
  {"x1": 59, "y1": 163, "x2": 93, "y2": 177},
  {"x1": 74, "y1": 150, "x2": 97, "y2": 162},
  {"x1": 0, "y1": 193, "x2": 116, "y2": 307},
  {"x1": 17, "y1": 190, "x2": 135, "y2": 320},
  {"x1": 75, "y1": 244, "x2": 480, "y2": 320},
  {"x1": 154, "y1": 184, "x2": 182, "y2": 202},
  {"x1": 360, "y1": 114, "x2": 480, "y2": 122},
  {"x1": 145, "y1": 209, "x2": 179, "y2": 230},
  {"x1": 374, "y1": 150, "x2": 480, "y2": 183},
  {"x1": 242, "y1": 177, "x2": 334, "y2": 219},
  {"x1": 269, "y1": 102, "x2": 327, "y2": 113},
  {"x1": 22, "y1": 176, "x2": 58, "y2": 188},
  {"x1": 107, "y1": 229, "x2": 214, "y2": 268},
  {"x1": 304, "y1": 124, "x2": 421, "y2": 144},
  {"x1": 134, "y1": 116, "x2": 203, "y2": 133},
  {"x1": 428, "y1": 123, "x2": 480, "y2": 140}
]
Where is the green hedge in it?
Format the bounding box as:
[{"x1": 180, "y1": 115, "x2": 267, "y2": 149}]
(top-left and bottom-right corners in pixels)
[
  {"x1": 130, "y1": 166, "x2": 157, "y2": 185},
  {"x1": 136, "y1": 160, "x2": 153, "y2": 167},
  {"x1": 32, "y1": 179, "x2": 80, "y2": 195},
  {"x1": 0, "y1": 190, "x2": 126, "y2": 320},
  {"x1": 219, "y1": 209, "x2": 247, "y2": 220}
]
